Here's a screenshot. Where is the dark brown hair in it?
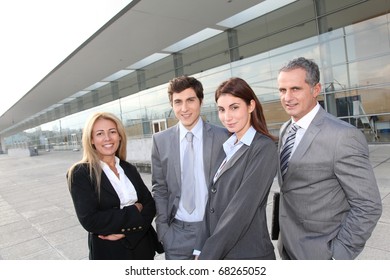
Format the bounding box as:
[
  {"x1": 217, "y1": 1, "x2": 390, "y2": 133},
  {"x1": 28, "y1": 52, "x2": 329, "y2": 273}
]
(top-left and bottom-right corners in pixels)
[
  {"x1": 168, "y1": 75, "x2": 204, "y2": 103},
  {"x1": 215, "y1": 77, "x2": 275, "y2": 140}
]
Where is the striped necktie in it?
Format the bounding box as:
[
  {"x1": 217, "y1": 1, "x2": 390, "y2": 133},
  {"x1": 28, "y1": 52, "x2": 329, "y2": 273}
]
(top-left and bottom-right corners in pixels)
[{"x1": 280, "y1": 124, "x2": 299, "y2": 179}]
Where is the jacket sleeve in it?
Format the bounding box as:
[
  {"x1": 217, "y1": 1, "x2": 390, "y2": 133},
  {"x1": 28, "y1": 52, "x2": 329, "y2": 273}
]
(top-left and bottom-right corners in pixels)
[
  {"x1": 151, "y1": 135, "x2": 171, "y2": 241},
  {"x1": 332, "y1": 127, "x2": 382, "y2": 259},
  {"x1": 123, "y1": 161, "x2": 156, "y2": 227},
  {"x1": 121, "y1": 161, "x2": 157, "y2": 248},
  {"x1": 68, "y1": 164, "x2": 145, "y2": 235}
]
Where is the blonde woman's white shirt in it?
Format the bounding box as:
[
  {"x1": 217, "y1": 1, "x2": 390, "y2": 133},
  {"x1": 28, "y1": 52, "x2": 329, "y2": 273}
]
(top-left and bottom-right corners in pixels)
[{"x1": 101, "y1": 157, "x2": 138, "y2": 209}]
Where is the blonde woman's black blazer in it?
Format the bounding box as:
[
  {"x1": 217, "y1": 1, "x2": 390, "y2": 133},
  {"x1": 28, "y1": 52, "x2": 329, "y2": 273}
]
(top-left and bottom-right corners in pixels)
[{"x1": 69, "y1": 160, "x2": 159, "y2": 259}]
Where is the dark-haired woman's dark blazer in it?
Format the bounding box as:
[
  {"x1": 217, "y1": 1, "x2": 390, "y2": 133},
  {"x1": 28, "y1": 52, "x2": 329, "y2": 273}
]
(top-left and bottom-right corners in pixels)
[
  {"x1": 195, "y1": 132, "x2": 277, "y2": 259},
  {"x1": 69, "y1": 160, "x2": 162, "y2": 260}
]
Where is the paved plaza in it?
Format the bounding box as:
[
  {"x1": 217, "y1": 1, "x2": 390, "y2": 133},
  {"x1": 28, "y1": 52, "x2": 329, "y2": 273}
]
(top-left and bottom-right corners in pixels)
[{"x1": 0, "y1": 144, "x2": 389, "y2": 260}]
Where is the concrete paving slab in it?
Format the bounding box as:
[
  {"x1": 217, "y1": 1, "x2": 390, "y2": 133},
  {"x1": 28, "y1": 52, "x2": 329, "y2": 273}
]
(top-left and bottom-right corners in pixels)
[
  {"x1": 24, "y1": 248, "x2": 68, "y2": 260},
  {"x1": 0, "y1": 237, "x2": 53, "y2": 259},
  {"x1": 0, "y1": 227, "x2": 41, "y2": 250},
  {"x1": 0, "y1": 209, "x2": 24, "y2": 227},
  {"x1": 54, "y1": 237, "x2": 89, "y2": 260},
  {"x1": 0, "y1": 220, "x2": 32, "y2": 234},
  {"x1": 363, "y1": 222, "x2": 390, "y2": 254},
  {"x1": 22, "y1": 206, "x2": 71, "y2": 224},
  {"x1": 33, "y1": 216, "x2": 81, "y2": 236},
  {"x1": 43, "y1": 225, "x2": 87, "y2": 247}
]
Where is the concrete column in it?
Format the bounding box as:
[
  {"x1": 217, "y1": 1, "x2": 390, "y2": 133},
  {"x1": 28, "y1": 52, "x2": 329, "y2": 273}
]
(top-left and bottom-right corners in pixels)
[
  {"x1": 315, "y1": 0, "x2": 338, "y2": 116},
  {"x1": 111, "y1": 81, "x2": 119, "y2": 100},
  {"x1": 227, "y1": 28, "x2": 240, "y2": 62},
  {"x1": 77, "y1": 96, "x2": 84, "y2": 112},
  {"x1": 173, "y1": 53, "x2": 184, "y2": 77},
  {"x1": 92, "y1": 90, "x2": 99, "y2": 106},
  {"x1": 0, "y1": 135, "x2": 4, "y2": 153},
  {"x1": 137, "y1": 70, "x2": 146, "y2": 91}
]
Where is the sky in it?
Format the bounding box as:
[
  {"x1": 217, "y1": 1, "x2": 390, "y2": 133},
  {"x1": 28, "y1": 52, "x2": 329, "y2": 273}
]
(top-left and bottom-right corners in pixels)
[{"x1": 0, "y1": 0, "x2": 133, "y2": 116}]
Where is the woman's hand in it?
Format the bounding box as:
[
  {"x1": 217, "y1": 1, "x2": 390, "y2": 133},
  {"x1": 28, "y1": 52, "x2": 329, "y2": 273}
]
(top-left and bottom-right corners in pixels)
[
  {"x1": 135, "y1": 202, "x2": 143, "y2": 212},
  {"x1": 97, "y1": 203, "x2": 143, "y2": 241},
  {"x1": 98, "y1": 234, "x2": 125, "y2": 241}
]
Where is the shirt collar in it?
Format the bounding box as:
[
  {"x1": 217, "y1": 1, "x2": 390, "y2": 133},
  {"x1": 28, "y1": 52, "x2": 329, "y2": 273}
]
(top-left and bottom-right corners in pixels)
[
  {"x1": 224, "y1": 126, "x2": 256, "y2": 150},
  {"x1": 100, "y1": 156, "x2": 120, "y2": 169},
  {"x1": 179, "y1": 117, "x2": 203, "y2": 141},
  {"x1": 293, "y1": 103, "x2": 320, "y2": 129},
  {"x1": 240, "y1": 126, "x2": 256, "y2": 146}
]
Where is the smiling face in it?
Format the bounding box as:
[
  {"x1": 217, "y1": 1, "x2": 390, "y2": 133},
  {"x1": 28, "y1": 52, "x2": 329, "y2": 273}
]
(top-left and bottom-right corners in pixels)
[
  {"x1": 172, "y1": 87, "x2": 202, "y2": 130},
  {"x1": 278, "y1": 68, "x2": 321, "y2": 122},
  {"x1": 91, "y1": 118, "x2": 121, "y2": 161},
  {"x1": 217, "y1": 93, "x2": 254, "y2": 140}
]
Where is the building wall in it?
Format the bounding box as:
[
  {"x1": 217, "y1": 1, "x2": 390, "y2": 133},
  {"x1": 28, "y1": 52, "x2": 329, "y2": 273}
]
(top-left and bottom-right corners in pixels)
[
  {"x1": 126, "y1": 137, "x2": 152, "y2": 164},
  {"x1": 3, "y1": 0, "x2": 390, "y2": 154}
]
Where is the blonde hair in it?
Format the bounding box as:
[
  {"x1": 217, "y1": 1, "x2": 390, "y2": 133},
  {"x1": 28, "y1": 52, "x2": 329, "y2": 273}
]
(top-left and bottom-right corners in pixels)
[{"x1": 67, "y1": 112, "x2": 127, "y2": 196}]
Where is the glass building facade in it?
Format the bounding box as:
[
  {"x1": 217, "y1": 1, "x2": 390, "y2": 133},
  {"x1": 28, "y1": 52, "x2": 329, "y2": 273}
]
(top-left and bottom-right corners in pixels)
[{"x1": 4, "y1": 0, "x2": 390, "y2": 159}]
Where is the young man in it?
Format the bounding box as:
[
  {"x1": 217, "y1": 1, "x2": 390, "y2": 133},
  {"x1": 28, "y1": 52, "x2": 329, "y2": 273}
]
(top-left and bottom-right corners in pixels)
[
  {"x1": 151, "y1": 76, "x2": 229, "y2": 259},
  {"x1": 276, "y1": 57, "x2": 382, "y2": 260}
]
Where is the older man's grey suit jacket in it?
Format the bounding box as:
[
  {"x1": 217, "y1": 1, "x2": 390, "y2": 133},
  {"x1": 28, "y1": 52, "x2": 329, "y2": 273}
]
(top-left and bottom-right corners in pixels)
[{"x1": 277, "y1": 107, "x2": 382, "y2": 260}]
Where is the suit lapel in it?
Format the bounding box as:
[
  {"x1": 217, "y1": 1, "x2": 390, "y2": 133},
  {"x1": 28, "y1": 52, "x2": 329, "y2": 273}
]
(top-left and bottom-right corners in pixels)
[
  {"x1": 171, "y1": 125, "x2": 182, "y2": 188},
  {"x1": 121, "y1": 161, "x2": 140, "y2": 194},
  {"x1": 100, "y1": 171, "x2": 121, "y2": 204},
  {"x1": 278, "y1": 121, "x2": 290, "y2": 185},
  {"x1": 213, "y1": 142, "x2": 249, "y2": 184},
  {"x1": 278, "y1": 122, "x2": 290, "y2": 151},
  {"x1": 203, "y1": 122, "x2": 213, "y2": 182},
  {"x1": 283, "y1": 108, "x2": 325, "y2": 181}
]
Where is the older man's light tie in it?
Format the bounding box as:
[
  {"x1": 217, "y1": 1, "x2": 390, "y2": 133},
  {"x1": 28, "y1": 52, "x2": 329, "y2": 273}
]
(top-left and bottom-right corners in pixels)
[
  {"x1": 280, "y1": 124, "x2": 299, "y2": 179},
  {"x1": 182, "y1": 132, "x2": 195, "y2": 214}
]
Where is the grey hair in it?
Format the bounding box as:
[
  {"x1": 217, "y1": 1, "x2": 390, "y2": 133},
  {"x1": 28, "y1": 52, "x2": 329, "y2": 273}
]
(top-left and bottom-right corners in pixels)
[{"x1": 279, "y1": 57, "x2": 320, "y2": 87}]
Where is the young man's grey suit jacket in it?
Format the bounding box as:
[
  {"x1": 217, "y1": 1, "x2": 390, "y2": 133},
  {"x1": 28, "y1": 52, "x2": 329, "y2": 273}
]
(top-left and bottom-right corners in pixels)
[
  {"x1": 151, "y1": 121, "x2": 228, "y2": 241},
  {"x1": 277, "y1": 106, "x2": 382, "y2": 260}
]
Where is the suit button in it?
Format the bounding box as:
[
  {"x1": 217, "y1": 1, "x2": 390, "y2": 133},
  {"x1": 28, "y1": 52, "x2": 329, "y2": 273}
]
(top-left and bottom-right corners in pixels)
[
  {"x1": 138, "y1": 226, "x2": 143, "y2": 230},
  {"x1": 211, "y1": 188, "x2": 217, "y2": 194},
  {"x1": 121, "y1": 229, "x2": 125, "y2": 232},
  {"x1": 132, "y1": 227, "x2": 137, "y2": 231},
  {"x1": 210, "y1": 208, "x2": 215, "y2": 213}
]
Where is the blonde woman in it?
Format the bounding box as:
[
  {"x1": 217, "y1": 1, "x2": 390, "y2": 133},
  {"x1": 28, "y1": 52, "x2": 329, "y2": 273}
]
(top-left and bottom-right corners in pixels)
[{"x1": 67, "y1": 112, "x2": 161, "y2": 260}]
